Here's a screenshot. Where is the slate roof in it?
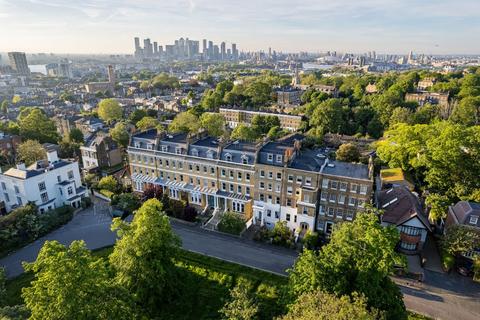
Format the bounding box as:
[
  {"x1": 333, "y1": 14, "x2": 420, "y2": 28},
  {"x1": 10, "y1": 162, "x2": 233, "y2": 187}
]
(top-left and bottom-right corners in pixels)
[
  {"x1": 450, "y1": 201, "x2": 480, "y2": 225},
  {"x1": 378, "y1": 186, "x2": 431, "y2": 231}
]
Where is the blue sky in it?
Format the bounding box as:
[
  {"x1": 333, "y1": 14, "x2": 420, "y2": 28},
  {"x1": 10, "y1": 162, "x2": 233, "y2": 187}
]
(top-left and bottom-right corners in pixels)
[{"x1": 0, "y1": 0, "x2": 479, "y2": 54}]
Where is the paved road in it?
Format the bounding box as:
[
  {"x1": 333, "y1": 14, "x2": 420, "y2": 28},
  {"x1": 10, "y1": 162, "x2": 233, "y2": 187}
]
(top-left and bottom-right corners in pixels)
[{"x1": 1, "y1": 204, "x2": 479, "y2": 320}]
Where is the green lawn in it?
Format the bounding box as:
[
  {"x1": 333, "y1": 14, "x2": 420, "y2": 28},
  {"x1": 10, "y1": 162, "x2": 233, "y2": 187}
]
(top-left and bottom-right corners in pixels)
[{"x1": 3, "y1": 247, "x2": 287, "y2": 320}]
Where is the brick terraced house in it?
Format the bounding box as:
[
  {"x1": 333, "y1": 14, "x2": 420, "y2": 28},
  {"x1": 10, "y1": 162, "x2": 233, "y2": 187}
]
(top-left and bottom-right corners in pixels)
[{"x1": 128, "y1": 129, "x2": 373, "y2": 237}]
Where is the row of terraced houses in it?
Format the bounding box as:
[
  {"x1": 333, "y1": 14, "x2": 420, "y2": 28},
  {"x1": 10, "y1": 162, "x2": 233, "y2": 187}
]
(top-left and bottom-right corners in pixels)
[{"x1": 127, "y1": 129, "x2": 373, "y2": 238}]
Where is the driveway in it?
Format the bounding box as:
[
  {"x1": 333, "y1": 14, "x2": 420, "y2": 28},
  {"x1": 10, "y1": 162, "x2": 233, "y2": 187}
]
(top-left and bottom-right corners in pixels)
[{"x1": 1, "y1": 203, "x2": 480, "y2": 320}]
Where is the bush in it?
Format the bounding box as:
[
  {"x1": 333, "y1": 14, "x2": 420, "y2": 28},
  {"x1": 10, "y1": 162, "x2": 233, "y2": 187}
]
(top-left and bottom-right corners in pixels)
[
  {"x1": 99, "y1": 189, "x2": 114, "y2": 199},
  {"x1": 111, "y1": 193, "x2": 141, "y2": 214},
  {"x1": 442, "y1": 252, "x2": 455, "y2": 271},
  {"x1": 81, "y1": 197, "x2": 92, "y2": 208},
  {"x1": 0, "y1": 205, "x2": 73, "y2": 257},
  {"x1": 302, "y1": 231, "x2": 320, "y2": 250},
  {"x1": 270, "y1": 221, "x2": 295, "y2": 248},
  {"x1": 97, "y1": 176, "x2": 119, "y2": 193},
  {"x1": 183, "y1": 206, "x2": 198, "y2": 222},
  {"x1": 166, "y1": 199, "x2": 187, "y2": 219},
  {"x1": 217, "y1": 212, "x2": 246, "y2": 235}
]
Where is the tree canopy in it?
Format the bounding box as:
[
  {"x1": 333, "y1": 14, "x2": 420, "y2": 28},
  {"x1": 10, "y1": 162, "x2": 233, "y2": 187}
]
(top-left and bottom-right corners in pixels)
[
  {"x1": 109, "y1": 198, "x2": 181, "y2": 314},
  {"x1": 288, "y1": 210, "x2": 406, "y2": 320},
  {"x1": 199, "y1": 112, "x2": 225, "y2": 137},
  {"x1": 110, "y1": 122, "x2": 130, "y2": 148},
  {"x1": 22, "y1": 240, "x2": 134, "y2": 320},
  {"x1": 169, "y1": 112, "x2": 201, "y2": 134},
  {"x1": 136, "y1": 116, "x2": 160, "y2": 131},
  {"x1": 18, "y1": 108, "x2": 58, "y2": 143},
  {"x1": 17, "y1": 140, "x2": 46, "y2": 165},
  {"x1": 98, "y1": 98, "x2": 122, "y2": 123}
]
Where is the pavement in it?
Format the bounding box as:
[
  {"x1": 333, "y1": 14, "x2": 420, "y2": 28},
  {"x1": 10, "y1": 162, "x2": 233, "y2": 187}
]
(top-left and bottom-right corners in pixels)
[{"x1": 1, "y1": 202, "x2": 480, "y2": 319}]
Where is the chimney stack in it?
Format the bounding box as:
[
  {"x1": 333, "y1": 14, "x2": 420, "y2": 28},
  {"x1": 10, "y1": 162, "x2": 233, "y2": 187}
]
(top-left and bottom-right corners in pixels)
[
  {"x1": 16, "y1": 163, "x2": 26, "y2": 170},
  {"x1": 47, "y1": 150, "x2": 59, "y2": 164}
]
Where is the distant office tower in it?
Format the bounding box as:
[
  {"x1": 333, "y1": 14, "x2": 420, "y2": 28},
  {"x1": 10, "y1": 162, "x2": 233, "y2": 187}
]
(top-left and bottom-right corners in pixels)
[
  {"x1": 8, "y1": 52, "x2": 30, "y2": 75},
  {"x1": 232, "y1": 44, "x2": 238, "y2": 60},
  {"x1": 143, "y1": 38, "x2": 153, "y2": 57},
  {"x1": 227, "y1": 48, "x2": 232, "y2": 58},
  {"x1": 208, "y1": 41, "x2": 214, "y2": 59},
  {"x1": 213, "y1": 45, "x2": 219, "y2": 60},
  {"x1": 158, "y1": 45, "x2": 164, "y2": 56},
  {"x1": 134, "y1": 37, "x2": 140, "y2": 50},
  {"x1": 202, "y1": 39, "x2": 207, "y2": 54},
  {"x1": 108, "y1": 65, "x2": 115, "y2": 85},
  {"x1": 153, "y1": 42, "x2": 158, "y2": 56},
  {"x1": 220, "y1": 42, "x2": 226, "y2": 60}
]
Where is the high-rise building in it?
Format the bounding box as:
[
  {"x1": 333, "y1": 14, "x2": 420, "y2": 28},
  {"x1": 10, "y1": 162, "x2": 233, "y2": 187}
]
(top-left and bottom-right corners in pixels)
[
  {"x1": 8, "y1": 52, "x2": 30, "y2": 76},
  {"x1": 202, "y1": 39, "x2": 207, "y2": 54},
  {"x1": 208, "y1": 41, "x2": 214, "y2": 59},
  {"x1": 143, "y1": 38, "x2": 153, "y2": 57},
  {"x1": 153, "y1": 42, "x2": 158, "y2": 56},
  {"x1": 220, "y1": 42, "x2": 226, "y2": 60},
  {"x1": 232, "y1": 44, "x2": 238, "y2": 60}
]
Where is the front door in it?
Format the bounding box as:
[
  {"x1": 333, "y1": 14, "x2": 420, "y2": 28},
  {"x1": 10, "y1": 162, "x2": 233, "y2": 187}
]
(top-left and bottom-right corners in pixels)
[{"x1": 208, "y1": 195, "x2": 215, "y2": 209}]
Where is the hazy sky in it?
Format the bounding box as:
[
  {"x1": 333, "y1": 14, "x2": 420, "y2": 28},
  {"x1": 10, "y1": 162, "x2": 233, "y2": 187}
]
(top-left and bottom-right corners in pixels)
[{"x1": 1, "y1": 0, "x2": 479, "y2": 54}]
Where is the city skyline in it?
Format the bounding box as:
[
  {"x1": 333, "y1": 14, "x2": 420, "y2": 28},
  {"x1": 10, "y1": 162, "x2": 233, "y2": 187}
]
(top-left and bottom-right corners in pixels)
[{"x1": 1, "y1": 0, "x2": 480, "y2": 54}]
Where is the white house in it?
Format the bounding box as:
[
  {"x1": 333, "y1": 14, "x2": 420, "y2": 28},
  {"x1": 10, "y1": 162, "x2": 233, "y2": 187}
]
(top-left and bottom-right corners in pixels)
[{"x1": 0, "y1": 150, "x2": 87, "y2": 214}]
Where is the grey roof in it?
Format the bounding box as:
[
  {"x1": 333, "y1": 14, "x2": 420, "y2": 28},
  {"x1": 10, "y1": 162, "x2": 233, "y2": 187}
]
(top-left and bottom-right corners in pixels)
[
  {"x1": 190, "y1": 137, "x2": 219, "y2": 158},
  {"x1": 57, "y1": 180, "x2": 73, "y2": 186},
  {"x1": 321, "y1": 160, "x2": 369, "y2": 180},
  {"x1": 378, "y1": 186, "x2": 431, "y2": 231},
  {"x1": 3, "y1": 160, "x2": 72, "y2": 180},
  {"x1": 450, "y1": 201, "x2": 480, "y2": 225},
  {"x1": 221, "y1": 140, "x2": 257, "y2": 165},
  {"x1": 133, "y1": 129, "x2": 157, "y2": 141},
  {"x1": 289, "y1": 149, "x2": 325, "y2": 172}
]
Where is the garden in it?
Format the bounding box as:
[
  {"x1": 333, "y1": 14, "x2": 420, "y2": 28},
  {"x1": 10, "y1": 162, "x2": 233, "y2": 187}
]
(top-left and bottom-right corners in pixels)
[{"x1": 0, "y1": 204, "x2": 74, "y2": 258}]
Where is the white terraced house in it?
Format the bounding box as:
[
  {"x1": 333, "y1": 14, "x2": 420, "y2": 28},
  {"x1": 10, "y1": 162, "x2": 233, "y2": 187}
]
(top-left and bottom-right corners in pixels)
[{"x1": 0, "y1": 150, "x2": 87, "y2": 214}]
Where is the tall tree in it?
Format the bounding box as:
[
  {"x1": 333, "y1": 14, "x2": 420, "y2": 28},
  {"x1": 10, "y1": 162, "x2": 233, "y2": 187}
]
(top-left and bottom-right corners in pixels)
[
  {"x1": 199, "y1": 112, "x2": 225, "y2": 137},
  {"x1": 136, "y1": 116, "x2": 159, "y2": 131},
  {"x1": 98, "y1": 98, "x2": 122, "y2": 123},
  {"x1": 220, "y1": 279, "x2": 259, "y2": 320},
  {"x1": 335, "y1": 143, "x2": 360, "y2": 163},
  {"x1": 110, "y1": 122, "x2": 130, "y2": 148},
  {"x1": 109, "y1": 198, "x2": 181, "y2": 314},
  {"x1": 16, "y1": 140, "x2": 46, "y2": 165},
  {"x1": 230, "y1": 123, "x2": 258, "y2": 141},
  {"x1": 288, "y1": 210, "x2": 406, "y2": 320},
  {"x1": 169, "y1": 112, "x2": 200, "y2": 134},
  {"x1": 18, "y1": 108, "x2": 59, "y2": 143},
  {"x1": 280, "y1": 291, "x2": 378, "y2": 320},
  {"x1": 68, "y1": 128, "x2": 84, "y2": 143},
  {"x1": 22, "y1": 240, "x2": 134, "y2": 320}
]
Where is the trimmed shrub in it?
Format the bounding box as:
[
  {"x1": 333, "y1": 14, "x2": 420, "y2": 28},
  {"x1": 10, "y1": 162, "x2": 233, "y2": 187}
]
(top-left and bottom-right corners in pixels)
[
  {"x1": 217, "y1": 212, "x2": 245, "y2": 235},
  {"x1": 183, "y1": 206, "x2": 198, "y2": 222}
]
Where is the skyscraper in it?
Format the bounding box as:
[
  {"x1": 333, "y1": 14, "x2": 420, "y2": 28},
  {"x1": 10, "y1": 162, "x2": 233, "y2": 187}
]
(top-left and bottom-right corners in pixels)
[
  {"x1": 220, "y1": 42, "x2": 226, "y2": 60},
  {"x1": 143, "y1": 38, "x2": 153, "y2": 57},
  {"x1": 153, "y1": 41, "x2": 158, "y2": 56},
  {"x1": 202, "y1": 39, "x2": 207, "y2": 54},
  {"x1": 8, "y1": 52, "x2": 30, "y2": 76},
  {"x1": 232, "y1": 44, "x2": 238, "y2": 60}
]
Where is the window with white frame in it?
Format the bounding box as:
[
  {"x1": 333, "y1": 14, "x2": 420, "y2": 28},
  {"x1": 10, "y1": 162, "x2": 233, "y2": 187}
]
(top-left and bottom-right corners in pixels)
[
  {"x1": 268, "y1": 171, "x2": 273, "y2": 179},
  {"x1": 267, "y1": 153, "x2": 273, "y2": 162},
  {"x1": 296, "y1": 176, "x2": 303, "y2": 184},
  {"x1": 246, "y1": 187, "x2": 250, "y2": 196},
  {"x1": 288, "y1": 175, "x2": 293, "y2": 182},
  {"x1": 267, "y1": 183, "x2": 272, "y2": 191},
  {"x1": 276, "y1": 172, "x2": 282, "y2": 180},
  {"x1": 320, "y1": 192, "x2": 327, "y2": 201},
  {"x1": 360, "y1": 184, "x2": 368, "y2": 195},
  {"x1": 305, "y1": 177, "x2": 312, "y2": 186},
  {"x1": 331, "y1": 181, "x2": 338, "y2": 189},
  {"x1": 329, "y1": 193, "x2": 337, "y2": 203},
  {"x1": 229, "y1": 170, "x2": 234, "y2": 179},
  {"x1": 259, "y1": 182, "x2": 265, "y2": 189},
  {"x1": 241, "y1": 155, "x2": 248, "y2": 164},
  {"x1": 161, "y1": 145, "x2": 168, "y2": 152},
  {"x1": 237, "y1": 172, "x2": 242, "y2": 180},
  {"x1": 276, "y1": 154, "x2": 282, "y2": 163},
  {"x1": 232, "y1": 202, "x2": 245, "y2": 213},
  {"x1": 304, "y1": 194, "x2": 310, "y2": 203},
  {"x1": 41, "y1": 192, "x2": 49, "y2": 203},
  {"x1": 221, "y1": 169, "x2": 226, "y2": 176},
  {"x1": 67, "y1": 171, "x2": 74, "y2": 179},
  {"x1": 14, "y1": 185, "x2": 20, "y2": 194},
  {"x1": 191, "y1": 148, "x2": 199, "y2": 156},
  {"x1": 229, "y1": 184, "x2": 234, "y2": 192},
  {"x1": 319, "y1": 205, "x2": 325, "y2": 215},
  {"x1": 350, "y1": 183, "x2": 358, "y2": 193},
  {"x1": 346, "y1": 210, "x2": 354, "y2": 221},
  {"x1": 470, "y1": 215, "x2": 479, "y2": 225},
  {"x1": 237, "y1": 185, "x2": 242, "y2": 193},
  {"x1": 275, "y1": 184, "x2": 281, "y2": 193},
  {"x1": 246, "y1": 173, "x2": 251, "y2": 181},
  {"x1": 225, "y1": 153, "x2": 232, "y2": 161},
  {"x1": 222, "y1": 182, "x2": 226, "y2": 191},
  {"x1": 260, "y1": 170, "x2": 265, "y2": 178},
  {"x1": 287, "y1": 186, "x2": 293, "y2": 195},
  {"x1": 176, "y1": 147, "x2": 182, "y2": 154},
  {"x1": 67, "y1": 186, "x2": 73, "y2": 195},
  {"x1": 349, "y1": 197, "x2": 357, "y2": 206},
  {"x1": 327, "y1": 207, "x2": 335, "y2": 217},
  {"x1": 322, "y1": 179, "x2": 329, "y2": 188},
  {"x1": 340, "y1": 182, "x2": 348, "y2": 191},
  {"x1": 338, "y1": 194, "x2": 346, "y2": 204}
]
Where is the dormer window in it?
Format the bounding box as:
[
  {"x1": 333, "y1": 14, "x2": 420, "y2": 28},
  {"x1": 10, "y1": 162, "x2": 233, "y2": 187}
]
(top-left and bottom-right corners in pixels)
[
  {"x1": 470, "y1": 215, "x2": 479, "y2": 225},
  {"x1": 175, "y1": 147, "x2": 182, "y2": 154},
  {"x1": 206, "y1": 150, "x2": 214, "y2": 159},
  {"x1": 276, "y1": 155, "x2": 282, "y2": 163},
  {"x1": 147, "y1": 143, "x2": 153, "y2": 150},
  {"x1": 241, "y1": 154, "x2": 248, "y2": 164},
  {"x1": 191, "y1": 148, "x2": 199, "y2": 157},
  {"x1": 267, "y1": 153, "x2": 273, "y2": 162},
  {"x1": 161, "y1": 145, "x2": 168, "y2": 152},
  {"x1": 134, "y1": 142, "x2": 141, "y2": 148},
  {"x1": 225, "y1": 153, "x2": 232, "y2": 162}
]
